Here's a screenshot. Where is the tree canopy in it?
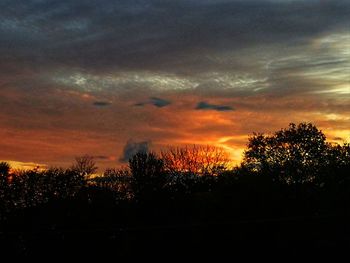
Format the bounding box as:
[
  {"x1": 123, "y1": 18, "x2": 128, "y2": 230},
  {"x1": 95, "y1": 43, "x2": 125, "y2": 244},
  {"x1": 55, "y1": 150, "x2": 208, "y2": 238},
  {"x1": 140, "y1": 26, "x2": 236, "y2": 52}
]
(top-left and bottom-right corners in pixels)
[{"x1": 243, "y1": 123, "x2": 341, "y2": 184}]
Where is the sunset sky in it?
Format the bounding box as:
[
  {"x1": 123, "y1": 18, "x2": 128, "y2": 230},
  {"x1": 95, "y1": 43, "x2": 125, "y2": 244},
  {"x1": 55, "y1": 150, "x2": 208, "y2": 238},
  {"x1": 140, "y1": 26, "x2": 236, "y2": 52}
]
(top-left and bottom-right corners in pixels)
[{"x1": 0, "y1": 0, "x2": 349, "y2": 171}]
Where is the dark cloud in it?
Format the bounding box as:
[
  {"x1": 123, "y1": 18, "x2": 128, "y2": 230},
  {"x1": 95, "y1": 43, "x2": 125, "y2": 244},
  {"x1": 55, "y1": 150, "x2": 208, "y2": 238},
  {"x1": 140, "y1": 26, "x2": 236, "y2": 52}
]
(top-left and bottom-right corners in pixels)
[
  {"x1": 119, "y1": 139, "x2": 151, "y2": 163},
  {"x1": 0, "y1": 0, "x2": 349, "y2": 73},
  {"x1": 150, "y1": 97, "x2": 171, "y2": 108},
  {"x1": 135, "y1": 97, "x2": 171, "y2": 108},
  {"x1": 93, "y1": 101, "x2": 112, "y2": 107},
  {"x1": 195, "y1": 101, "x2": 234, "y2": 111}
]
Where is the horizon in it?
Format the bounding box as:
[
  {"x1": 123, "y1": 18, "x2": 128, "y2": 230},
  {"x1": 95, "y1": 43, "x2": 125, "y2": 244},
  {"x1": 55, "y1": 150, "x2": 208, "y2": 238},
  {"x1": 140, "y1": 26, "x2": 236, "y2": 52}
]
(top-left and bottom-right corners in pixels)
[
  {"x1": 1, "y1": 0, "x2": 349, "y2": 171},
  {"x1": 2, "y1": 125, "x2": 349, "y2": 173}
]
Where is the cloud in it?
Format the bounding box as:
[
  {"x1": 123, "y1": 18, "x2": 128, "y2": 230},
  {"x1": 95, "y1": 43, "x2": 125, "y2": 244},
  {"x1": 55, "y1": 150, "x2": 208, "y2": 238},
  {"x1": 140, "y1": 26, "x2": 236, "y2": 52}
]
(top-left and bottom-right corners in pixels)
[
  {"x1": 135, "y1": 97, "x2": 171, "y2": 108},
  {"x1": 93, "y1": 101, "x2": 112, "y2": 107},
  {"x1": 1, "y1": 0, "x2": 349, "y2": 103},
  {"x1": 119, "y1": 139, "x2": 151, "y2": 163},
  {"x1": 195, "y1": 101, "x2": 234, "y2": 111},
  {"x1": 1, "y1": 0, "x2": 349, "y2": 73},
  {"x1": 150, "y1": 97, "x2": 171, "y2": 108}
]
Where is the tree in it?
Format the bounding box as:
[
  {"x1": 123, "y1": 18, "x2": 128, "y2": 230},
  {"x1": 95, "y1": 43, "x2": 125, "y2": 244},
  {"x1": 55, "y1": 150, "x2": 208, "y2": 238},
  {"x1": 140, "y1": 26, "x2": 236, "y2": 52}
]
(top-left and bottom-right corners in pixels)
[
  {"x1": 0, "y1": 162, "x2": 11, "y2": 216},
  {"x1": 41, "y1": 167, "x2": 87, "y2": 200},
  {"x1": 0, "y1": 162, "x2": 10, "y2": 176},
  {"x1": 320, "y1": 142, "x2": 350, "y2": 188},
  {"x1": 0, "y1": 162, "x2": 10, "y2": 192},
  {"x1": 158, "y1": 145, "x2": 230, "y2": 195},
  {"x1": 129, "y1": 152, "x2": 166, "y2": 201},
  {"x1": 242, "y1": 123, "x2": 328, "y2": 185},
  {"x1": 92, "y1": 168, "x2": 132, "y2": 200},
  {"x1": 161, "y1": 145, "x2": 229, "y2": 176},
  {"x1": 72, "y1": 155, "x2": 98, "y2": 178}
]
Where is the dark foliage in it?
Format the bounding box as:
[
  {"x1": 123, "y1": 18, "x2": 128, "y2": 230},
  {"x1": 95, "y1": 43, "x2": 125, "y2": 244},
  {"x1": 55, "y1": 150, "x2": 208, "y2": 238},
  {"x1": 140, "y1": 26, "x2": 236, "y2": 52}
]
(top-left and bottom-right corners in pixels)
[{"x1": 129, "y1": 152, "x2": 167, "y2": 201}]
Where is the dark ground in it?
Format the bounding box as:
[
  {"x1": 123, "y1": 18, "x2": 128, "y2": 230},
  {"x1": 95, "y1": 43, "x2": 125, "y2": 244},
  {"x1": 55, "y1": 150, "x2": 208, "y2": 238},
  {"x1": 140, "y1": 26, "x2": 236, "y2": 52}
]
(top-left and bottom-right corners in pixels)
[{"x1": 1, "y1": 214, "x2": 349, "y2": 258}]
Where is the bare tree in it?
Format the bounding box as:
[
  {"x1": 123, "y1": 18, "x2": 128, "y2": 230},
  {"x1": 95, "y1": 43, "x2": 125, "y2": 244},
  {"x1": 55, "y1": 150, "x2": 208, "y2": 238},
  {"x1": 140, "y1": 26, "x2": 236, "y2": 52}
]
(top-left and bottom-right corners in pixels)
[
  {"x1": 72, "y1": 155, "x2": 98, "y2": 177},
  {"x1": 161, "y1": 145, "x2": 230, "y2": 176}
]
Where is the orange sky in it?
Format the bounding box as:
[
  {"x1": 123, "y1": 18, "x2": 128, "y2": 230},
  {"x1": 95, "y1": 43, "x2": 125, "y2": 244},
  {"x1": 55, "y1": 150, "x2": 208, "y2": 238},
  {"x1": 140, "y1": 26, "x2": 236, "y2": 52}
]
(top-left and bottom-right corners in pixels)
[{"x1": 0, "y1": 0, "x2": 349, "y2": 172}]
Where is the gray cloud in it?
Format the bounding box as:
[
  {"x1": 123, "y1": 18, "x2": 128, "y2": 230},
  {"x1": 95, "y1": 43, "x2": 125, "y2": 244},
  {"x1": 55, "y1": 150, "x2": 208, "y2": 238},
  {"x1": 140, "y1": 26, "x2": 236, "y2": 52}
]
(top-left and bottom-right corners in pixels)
[
  {"x1": 135, "y1": 97, "x2": 171, "y2": 108},
  {"x1": 0, "y1": 0, "x2": 349, "y2": 106},
  {"x1": 0, "y1": 0, "x2": 349, "y2": 73},
  {"x1": 0, "y1": 0, "x2": 348, "y2": 112},
  {"x1": 150, "y1": 97, "x2": 171, "y2": 108},
  {"x1": 119, "y1": 139, "x2": 151, "y2": 163},
  {"x1": 93, "y1": 101, "x2": 112, "y2": 107},
  {"x1": 195, "y1": 101, "x2": 234, "y2": 111}
]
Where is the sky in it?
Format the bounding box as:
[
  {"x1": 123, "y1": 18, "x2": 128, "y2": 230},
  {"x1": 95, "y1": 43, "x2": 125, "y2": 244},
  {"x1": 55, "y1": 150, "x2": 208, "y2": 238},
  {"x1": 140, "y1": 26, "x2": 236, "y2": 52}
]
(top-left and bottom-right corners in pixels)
[{"x1": 0, "y1": 0, "x2": 349, "y2": 171}]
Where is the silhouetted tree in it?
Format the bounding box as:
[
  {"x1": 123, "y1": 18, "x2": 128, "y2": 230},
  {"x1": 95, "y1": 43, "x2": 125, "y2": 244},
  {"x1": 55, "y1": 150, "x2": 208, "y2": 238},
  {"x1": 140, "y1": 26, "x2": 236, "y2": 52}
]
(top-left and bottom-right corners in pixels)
[
  {"x1": 0, "y1": 162, "x2": 10, "y2": 191},
  {"x1": 129, "y1": 152, "x2": 166, "y2": 201},
  {"x1": 92, "y1": 168, "x2": 132, "y2": 200},
  {"x1": 0, "y1": 165, "x2": 87, "y2": 213},
  {"x1": 157, "y1": 146, "x2": 229, "y2": 196},
  {"x1": 0, "y1": 162, "x2": 10, "y2": 175},
  {"x1": 0, "y1": 162, "x2": 11, "y2": 217},
  {"x1": 243, "y1": 123, "x2": 328, "y2": 185},
  {"x1": 71, "y1": 155, "x2": 98, "y2": 178},
  {"x1": 161, "y1": 145, "x2": 229, "y2": 176},
  {"x1": 41, "y1": 167, "x2": 86, "y2": 200},
  {"x1": 319, "y1": 142, "x2": 350, "y2": 190}
]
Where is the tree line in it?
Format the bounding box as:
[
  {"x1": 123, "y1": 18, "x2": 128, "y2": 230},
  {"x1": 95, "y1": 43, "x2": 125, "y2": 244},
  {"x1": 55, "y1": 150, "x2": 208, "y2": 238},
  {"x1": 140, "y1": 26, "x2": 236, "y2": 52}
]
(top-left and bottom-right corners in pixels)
[{"x1": 1, "y1": 122, "x2": 350, "y2": 219}]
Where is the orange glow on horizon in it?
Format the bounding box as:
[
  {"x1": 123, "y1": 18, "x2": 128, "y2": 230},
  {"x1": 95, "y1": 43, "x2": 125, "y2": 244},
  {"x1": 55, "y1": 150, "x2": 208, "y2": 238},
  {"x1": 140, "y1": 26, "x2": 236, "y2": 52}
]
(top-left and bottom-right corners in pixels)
[{"x1": 1, "y1": 160, "x2": 47, "y2": 171}]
